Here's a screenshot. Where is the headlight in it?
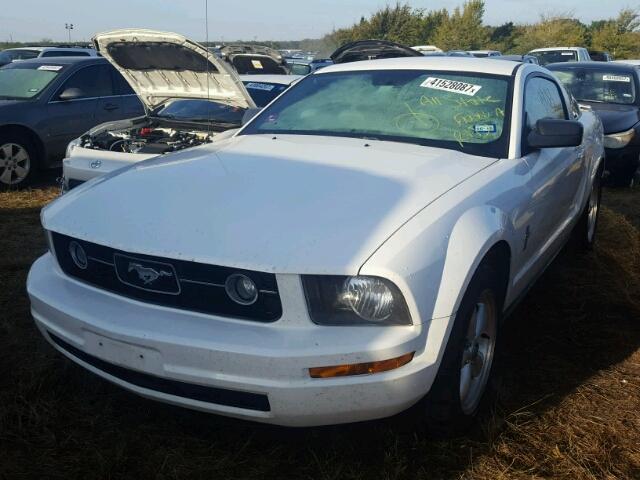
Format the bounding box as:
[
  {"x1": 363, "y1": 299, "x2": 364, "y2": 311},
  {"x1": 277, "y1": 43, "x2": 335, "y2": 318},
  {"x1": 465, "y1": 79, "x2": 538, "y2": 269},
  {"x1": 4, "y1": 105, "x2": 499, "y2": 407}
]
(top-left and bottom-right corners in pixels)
[
  {"x1": 65, "y1": 137, "x2": 81, "y2": 158},
  {"x1": 604, "y1": 128, "x2": 635, "y2": 149},
  {"x1": 302, "y1": 275, "x2": 412, "y2": 326}
]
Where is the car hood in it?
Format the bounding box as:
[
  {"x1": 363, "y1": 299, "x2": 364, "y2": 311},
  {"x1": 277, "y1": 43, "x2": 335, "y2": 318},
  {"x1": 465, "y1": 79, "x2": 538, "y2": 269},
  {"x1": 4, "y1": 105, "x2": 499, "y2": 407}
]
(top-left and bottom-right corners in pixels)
[
  {"x1": 580, "y1": 101, "x2": 640, "y2": 134},
  {"x1": 42, "y1": 135, "x2": 496, "y2": 274},
  {"x1": 93, "y1": 29, "x2": 255, "y2": 111}
]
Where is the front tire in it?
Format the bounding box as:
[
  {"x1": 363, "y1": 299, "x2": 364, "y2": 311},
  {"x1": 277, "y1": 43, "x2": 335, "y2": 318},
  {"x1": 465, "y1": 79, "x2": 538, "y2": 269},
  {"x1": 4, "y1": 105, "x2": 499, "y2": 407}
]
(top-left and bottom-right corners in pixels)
[
  {"x1": 0, "y1": 133, "x2": 38, "y2": 189},
  {"x1": 422, "y1": 259, "x2": 502, "y2": 436}
]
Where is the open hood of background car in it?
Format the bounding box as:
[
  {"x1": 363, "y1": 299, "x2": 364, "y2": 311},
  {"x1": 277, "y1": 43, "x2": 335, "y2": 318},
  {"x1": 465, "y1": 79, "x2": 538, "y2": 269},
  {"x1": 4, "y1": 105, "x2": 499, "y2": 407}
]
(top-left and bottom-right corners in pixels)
[
  {"x1": 330, "y1": 40, "x2": 423, "y2": 64},
  {"x1": 93, "y1": 29, "x2": 255, "y2": 111},
  {"x1": 220, "y1": 45, "x2": 288, "y2": 75}
]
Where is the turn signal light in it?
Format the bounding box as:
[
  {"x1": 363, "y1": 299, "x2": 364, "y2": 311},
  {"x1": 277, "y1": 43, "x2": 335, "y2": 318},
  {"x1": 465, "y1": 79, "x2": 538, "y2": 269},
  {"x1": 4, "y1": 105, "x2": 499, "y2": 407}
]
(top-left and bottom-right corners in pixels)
[{"x1": 309, "y1": 352, "x2": 415, "y2": 379}]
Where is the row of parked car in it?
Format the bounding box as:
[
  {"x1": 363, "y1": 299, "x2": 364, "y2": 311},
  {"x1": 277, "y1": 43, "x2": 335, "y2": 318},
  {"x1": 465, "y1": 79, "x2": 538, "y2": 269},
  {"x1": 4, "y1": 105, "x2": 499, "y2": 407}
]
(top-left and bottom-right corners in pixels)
[
  {"x1": 26, "y1": 28, "x2": 608, "y2": 432},
  {"x1": 1, "y1": 35, "x2": 638, "y2": 189}
]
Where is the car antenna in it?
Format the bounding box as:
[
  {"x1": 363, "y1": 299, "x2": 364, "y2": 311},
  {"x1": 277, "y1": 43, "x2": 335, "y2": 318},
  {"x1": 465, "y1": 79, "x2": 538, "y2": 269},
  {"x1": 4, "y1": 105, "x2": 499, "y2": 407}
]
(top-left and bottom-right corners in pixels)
[{"x1": 205, "y1": 0, "x2": 212, "y2": 141}]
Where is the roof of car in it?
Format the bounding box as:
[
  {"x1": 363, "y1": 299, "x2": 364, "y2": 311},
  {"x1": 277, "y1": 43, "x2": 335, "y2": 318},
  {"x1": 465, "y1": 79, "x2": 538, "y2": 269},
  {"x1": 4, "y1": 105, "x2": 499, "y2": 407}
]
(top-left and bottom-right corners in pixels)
[
  {"x1": 6, "y1": 56, "x2": 105, "y2": 66},
  {"x1": 529, "y1": 47, "x2": 585, "y2": 52},
  {"x1": 5, "y1": 46, "x2": 93, "y2": 52},
  {"x1": 546, "y1": 61, "x2": 637, "y2": 71},
  {"x1": 240, "y1": 74, "x2": 301, "y2": 85},
  {"x1": 316, "y1": 56, "x2": 523, "y2": 76}
]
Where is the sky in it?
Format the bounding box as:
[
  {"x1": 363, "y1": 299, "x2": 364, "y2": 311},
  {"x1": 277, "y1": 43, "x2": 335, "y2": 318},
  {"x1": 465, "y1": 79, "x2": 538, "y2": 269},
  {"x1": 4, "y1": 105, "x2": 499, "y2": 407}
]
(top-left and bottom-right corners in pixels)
[{"x1": 1, "y1": 0, "x2": 634, "y2": 43}]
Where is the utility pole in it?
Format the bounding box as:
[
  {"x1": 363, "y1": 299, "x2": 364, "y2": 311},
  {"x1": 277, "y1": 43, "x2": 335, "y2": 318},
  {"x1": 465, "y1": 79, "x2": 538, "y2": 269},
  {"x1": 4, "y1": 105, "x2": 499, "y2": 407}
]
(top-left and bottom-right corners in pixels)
[{"x1": 65, "y1": 23, "x2": 74, "y2": 43}]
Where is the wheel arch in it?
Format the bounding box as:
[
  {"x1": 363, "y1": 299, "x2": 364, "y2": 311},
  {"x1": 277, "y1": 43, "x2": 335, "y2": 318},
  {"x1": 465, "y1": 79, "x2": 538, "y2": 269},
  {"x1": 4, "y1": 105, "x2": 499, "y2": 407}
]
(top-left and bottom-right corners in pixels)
[
  {"x1": 0, "y1": 124, "x2": 46, "y2": 166},
  {"x1": 431, "y1": 205, "x2": 513, "y2": 320}
]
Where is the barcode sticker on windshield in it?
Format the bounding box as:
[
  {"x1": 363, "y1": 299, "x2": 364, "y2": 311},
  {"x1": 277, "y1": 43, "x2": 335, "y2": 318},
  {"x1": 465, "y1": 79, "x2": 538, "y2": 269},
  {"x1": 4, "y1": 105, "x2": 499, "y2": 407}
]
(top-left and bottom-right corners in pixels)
[
  {"x1": 561, "y1": 52, "x2": 575, "y2": 56},
  {"x1": 37, "y1": 65, "x2": 63, "y2": 71},
  {"x1": 603, "y1": 74, "x2": 631, "y2": 82},
  {"x1": 474, "y1": 123, "x2": 497, "y2": 133},
  {"x1": 420, "y1": 77, "x2": 482, "y2": 96},
  {"x1": 251, "y1": 60, "x2": 264, "y2": 69},
  {"x1": 245, "y1": 82, "x2": 275, "y2": 91}
]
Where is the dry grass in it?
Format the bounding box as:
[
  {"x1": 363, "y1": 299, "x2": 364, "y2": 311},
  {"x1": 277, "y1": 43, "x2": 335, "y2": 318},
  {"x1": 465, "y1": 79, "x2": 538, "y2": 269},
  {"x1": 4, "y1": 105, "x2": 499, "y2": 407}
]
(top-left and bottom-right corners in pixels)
[{"x1": 0, "y1": 181, "x2": 639, "y2": 480}]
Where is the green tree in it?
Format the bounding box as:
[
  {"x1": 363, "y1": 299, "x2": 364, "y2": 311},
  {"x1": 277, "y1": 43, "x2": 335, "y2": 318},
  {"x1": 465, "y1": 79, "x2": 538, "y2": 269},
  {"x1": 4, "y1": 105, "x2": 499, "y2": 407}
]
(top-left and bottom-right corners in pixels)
[
  {"x1": 432, "y1": 0, "x2": 489, "y2": 50},
  {"x1": 515, "y1": 15, "x2": 587, "y2": 53},
  {"x1": 590, "y1": 9, "x2": 640, "y2": 58}
]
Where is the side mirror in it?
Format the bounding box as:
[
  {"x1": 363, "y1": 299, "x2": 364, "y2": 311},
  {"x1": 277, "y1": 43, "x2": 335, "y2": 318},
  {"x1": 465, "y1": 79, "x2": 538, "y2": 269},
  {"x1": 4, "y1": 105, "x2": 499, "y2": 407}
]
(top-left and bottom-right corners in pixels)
[
  {"x1": 58, "y1": 87, "x2": 85, "y2": 101},
  {"x1": 241, "y1": 107, "x2": 262, "y2": 126},
  {"x1": 527, "y1": 118, "x2": 583, "y2": 149}
]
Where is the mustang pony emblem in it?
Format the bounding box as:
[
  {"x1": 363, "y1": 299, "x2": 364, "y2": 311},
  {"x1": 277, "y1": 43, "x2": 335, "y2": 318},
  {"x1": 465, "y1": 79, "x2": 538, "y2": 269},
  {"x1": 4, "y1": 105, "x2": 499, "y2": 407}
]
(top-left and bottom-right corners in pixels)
[{"x1": 127, "y1": 262, "x2": 174, "y2": 285}]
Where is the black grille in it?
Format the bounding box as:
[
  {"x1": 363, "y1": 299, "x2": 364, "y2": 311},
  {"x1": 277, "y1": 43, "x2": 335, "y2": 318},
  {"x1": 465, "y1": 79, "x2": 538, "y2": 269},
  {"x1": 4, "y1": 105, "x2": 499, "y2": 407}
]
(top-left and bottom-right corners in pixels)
[
  {"x1": 48, "y1": 332, "x2": 270, "y2": 412},
  {"x1": 51, "y1": 232, "x2": 282, "y2": 322}
]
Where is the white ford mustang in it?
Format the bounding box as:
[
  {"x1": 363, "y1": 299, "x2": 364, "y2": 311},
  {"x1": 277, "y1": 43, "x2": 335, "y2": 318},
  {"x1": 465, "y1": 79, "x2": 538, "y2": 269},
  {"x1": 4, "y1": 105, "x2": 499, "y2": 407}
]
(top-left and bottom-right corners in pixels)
[{"x1": 28, "y1": 57, "x2": 604, "y2": 431}]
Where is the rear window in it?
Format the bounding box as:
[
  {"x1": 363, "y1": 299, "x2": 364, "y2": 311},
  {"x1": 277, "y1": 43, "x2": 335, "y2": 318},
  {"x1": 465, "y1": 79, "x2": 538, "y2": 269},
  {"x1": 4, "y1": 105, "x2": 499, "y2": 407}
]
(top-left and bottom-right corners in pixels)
[
  {"x1": 0, "y1": 49, "x2": 39, "y2": 63},
  {"x1": 552, "y1": 67, "x2": 637, "y2": 105},
  {"x1": 0, "y1": 63, "x2": 62, "y2": 99},
  {"x1": 530, "y1": 50, "x2": 577, "y2": 66},
  {"x1": 243, "y1": 69, "x2": 512, "y2": 158},
  {"x1": 231, "y1": 56, "x2": 287, "y2": 75},
  {"x1": 41, "y1": 50, "x2": 90, "y2": 57}
]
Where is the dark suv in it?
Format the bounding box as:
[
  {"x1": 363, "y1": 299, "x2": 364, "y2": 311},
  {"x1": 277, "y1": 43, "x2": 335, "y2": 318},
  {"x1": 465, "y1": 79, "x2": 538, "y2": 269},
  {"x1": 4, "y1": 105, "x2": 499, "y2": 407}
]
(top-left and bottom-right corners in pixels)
[{"x1": 0, "y1": 56, "x2": 143, "y2": 188}]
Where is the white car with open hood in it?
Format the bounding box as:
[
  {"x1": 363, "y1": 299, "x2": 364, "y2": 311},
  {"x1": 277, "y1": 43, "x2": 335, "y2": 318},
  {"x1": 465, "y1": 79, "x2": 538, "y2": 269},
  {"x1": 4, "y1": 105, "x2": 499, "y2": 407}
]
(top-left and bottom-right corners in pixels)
[
  {"x1": 28, "y1": 57, "x2": 604, "y2": 431},
  {"x1": 61, "y1": 29, "x2": 256, "y2": 191}
]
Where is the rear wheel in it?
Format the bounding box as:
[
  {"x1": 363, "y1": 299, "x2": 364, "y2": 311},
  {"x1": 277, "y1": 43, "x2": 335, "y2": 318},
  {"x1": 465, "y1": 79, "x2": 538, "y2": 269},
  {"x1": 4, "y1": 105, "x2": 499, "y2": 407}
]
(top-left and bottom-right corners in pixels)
[
  {"x1": 572, "y1": 167, "x2": 602, "y2": 251},
  {"x1": 0, "y1": 134, "x2": 38, "y2": 189},
  {"x1": 422, "y1": 259, "x2": 502, "y2": 436}
]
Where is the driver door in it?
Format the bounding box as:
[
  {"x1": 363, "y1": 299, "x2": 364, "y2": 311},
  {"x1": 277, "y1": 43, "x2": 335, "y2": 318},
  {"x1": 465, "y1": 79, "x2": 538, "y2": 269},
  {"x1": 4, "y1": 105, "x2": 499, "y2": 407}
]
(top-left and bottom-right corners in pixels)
[
  {"x1": 45, "y1": 64, "x2": 113, "y2": 160},
  {"x1": 520, "y1": 75, "x2": 586, "y2": 279}
]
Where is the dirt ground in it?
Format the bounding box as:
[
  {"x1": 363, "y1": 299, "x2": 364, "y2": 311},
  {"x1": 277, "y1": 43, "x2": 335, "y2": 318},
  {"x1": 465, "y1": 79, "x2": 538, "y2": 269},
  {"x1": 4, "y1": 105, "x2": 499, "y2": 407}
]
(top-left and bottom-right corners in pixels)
[{"x1": 1, "y1": 180, "x2": 639, "y2": 480}]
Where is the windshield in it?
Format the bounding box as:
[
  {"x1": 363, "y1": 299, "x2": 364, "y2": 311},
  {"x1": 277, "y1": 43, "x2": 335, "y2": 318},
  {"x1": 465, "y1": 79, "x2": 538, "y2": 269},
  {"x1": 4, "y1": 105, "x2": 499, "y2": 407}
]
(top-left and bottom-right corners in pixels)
[
  {"x1": 154, "y1": 99, "x2": 245, "y2": 125},
  {"x1": 242, "y1": 70, "x2": 511, "y2": 158},
  {"x1": 0, "y1": 64, "x2": 62, "y2": 99},
  {"x1": 243, "y1": 81, "x2": 289, "y2": 107},
  {"x1": 0, "y1": 49, "x2": 39, "y2": 64},
  {"x1": 530, "y1": 50, "x2": 577, "y2": 66},
  {"x1": 552, "y1": 68, "x2": 637, "y2": 105}
]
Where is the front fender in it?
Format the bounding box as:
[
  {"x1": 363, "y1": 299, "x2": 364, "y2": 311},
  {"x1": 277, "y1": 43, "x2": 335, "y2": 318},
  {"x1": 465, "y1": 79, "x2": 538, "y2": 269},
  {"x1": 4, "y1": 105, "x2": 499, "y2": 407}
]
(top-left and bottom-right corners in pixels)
[
  {"x1": 359, "y1": 203, "x2": 512, "y2": 369},
  {"x1": 432, "y1": 206, "x2": 509, "y2": 319}
]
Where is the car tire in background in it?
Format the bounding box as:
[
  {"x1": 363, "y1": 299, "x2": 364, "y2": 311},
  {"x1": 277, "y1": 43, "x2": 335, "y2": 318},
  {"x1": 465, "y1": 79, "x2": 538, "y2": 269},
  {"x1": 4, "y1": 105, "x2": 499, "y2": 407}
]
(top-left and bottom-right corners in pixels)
[
  {"x1": 609, "y1": 158, "x2": 638, "y2": 188},
  {"x1": 421, "y1": 254, "x2": 504, "y2": 436},
  {"x1": 572, "y1": 165, "x2": 603, "y2": 251},
  {"x1": 0, "y1": 132, "x2": 39, "y2": 190}
]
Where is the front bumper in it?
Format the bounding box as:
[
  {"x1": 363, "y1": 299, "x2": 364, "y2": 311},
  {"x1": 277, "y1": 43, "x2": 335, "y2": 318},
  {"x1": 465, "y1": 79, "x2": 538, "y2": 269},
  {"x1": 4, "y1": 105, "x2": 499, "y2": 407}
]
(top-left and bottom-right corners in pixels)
[
  {"x1": 62, "y1": 147, "x2": 157, "y2": 191},
  {"x1": 27, "y1": 254, "x2": 441, "y2": 426}
]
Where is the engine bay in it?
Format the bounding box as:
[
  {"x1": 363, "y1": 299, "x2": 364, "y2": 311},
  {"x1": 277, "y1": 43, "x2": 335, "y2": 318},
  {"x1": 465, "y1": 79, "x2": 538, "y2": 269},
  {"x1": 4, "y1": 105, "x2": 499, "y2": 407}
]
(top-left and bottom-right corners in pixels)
[{"x1": 81, "y1": 124, "x2": 214, "y2": 155}]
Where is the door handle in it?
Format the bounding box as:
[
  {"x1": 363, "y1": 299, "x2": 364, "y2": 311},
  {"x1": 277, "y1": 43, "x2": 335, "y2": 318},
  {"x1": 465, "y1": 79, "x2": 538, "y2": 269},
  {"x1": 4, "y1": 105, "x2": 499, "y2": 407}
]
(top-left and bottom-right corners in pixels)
[{"x1": 103, "y1": 103, "x2": 118, "y2": 111}]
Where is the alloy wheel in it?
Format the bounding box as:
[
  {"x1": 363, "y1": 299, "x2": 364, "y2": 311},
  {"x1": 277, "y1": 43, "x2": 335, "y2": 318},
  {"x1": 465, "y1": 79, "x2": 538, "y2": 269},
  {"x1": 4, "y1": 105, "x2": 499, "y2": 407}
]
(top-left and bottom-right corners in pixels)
[
  {"x1": 459, "y1": 290, "x2": 497, "y2": 415},
  {"x1": 0, "y1": 143, "x2": 31, "y2": 186},
  {"x1": 587, "y1": 180, "x2": 600, "y2": 243}
]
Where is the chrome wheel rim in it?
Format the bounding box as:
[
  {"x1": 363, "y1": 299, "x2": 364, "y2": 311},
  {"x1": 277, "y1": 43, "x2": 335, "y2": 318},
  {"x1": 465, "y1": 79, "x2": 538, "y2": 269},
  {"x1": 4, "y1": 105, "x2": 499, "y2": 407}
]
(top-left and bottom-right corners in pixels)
[
  {"x1": 460, "y1": 290, "x2": 497, "y2": 415},
  {"x1": 587, "y1": 181, "x2": 600, "y2": 243},
  {"x1": 0, "y1": 143, "x2": 30, "y2": 185}
]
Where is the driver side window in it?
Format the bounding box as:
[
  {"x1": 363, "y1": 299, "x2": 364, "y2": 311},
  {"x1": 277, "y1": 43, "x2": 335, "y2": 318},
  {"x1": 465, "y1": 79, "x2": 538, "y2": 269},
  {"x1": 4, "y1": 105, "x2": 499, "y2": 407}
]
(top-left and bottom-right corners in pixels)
[
  {"x1": 55, "y1": 64, "x2": 113, "y2": 100},
  {"x1": 524, "y1": 77, "x2": 567, "y2": 131}
]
